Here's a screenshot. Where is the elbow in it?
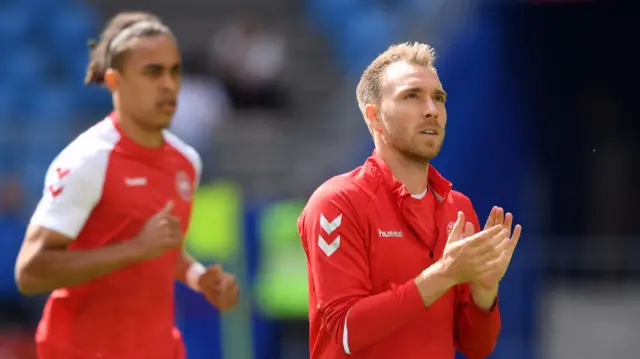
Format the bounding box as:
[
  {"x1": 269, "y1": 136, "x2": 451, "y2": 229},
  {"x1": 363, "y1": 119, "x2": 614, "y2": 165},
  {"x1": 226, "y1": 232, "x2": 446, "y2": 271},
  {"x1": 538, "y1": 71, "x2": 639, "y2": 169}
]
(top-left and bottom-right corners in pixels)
[
  {"x1": 15, "y1": 265, "x2": 49, "y2": 296},
  {"x1": 323, "y1": 304, "x2": 355, "y2": 355}
]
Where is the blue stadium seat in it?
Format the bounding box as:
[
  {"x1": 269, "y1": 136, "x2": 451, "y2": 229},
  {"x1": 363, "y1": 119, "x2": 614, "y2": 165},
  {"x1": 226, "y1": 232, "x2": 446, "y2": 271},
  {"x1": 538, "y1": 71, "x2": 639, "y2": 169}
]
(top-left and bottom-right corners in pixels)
[
  {"x1": 20, "y1": 0, "x2": 73, "y2": 30},
  {"x1": 45, "y1": 4, "x2": 99, "y2": 61},
  {"x1": 65, "y1": 49, "x2": 91, "y2": 84},
  {"x1": 27, "y1": 83, "x2": 79, "y2": 124},
  {"x1": 19, "y1": 159, "x2": 48, "y2": 209},
  {"x1": 0, "y1": 5, "x2": 32, "y2": 48},
  {"x1": 77, "y1": 84, "x2": 113, "y2": 114},
  {"x1": 0, "y1": 82, "x2": 23, "y2": 172},
  {"x1": 0, "y1": 83, "x2": 17, "y2": 121},
  {"x1": 400, "y1": 0, "x2": 446, "y2": 13},
  {"x1": 20, "y1": 132, "x2": 70, "y2": 207},
  {"x1": 5, "y1": 46, "x2": 49, "y2": 95},
  {"x1": 306, "y1": 0, "x2": 363, "y2": 42},
  {"x1": 341, "y1": 7, "x2": 398, "y2": 76},
  {"x1": 65, "y1": 54, "x2": 113, "y2": 114}
]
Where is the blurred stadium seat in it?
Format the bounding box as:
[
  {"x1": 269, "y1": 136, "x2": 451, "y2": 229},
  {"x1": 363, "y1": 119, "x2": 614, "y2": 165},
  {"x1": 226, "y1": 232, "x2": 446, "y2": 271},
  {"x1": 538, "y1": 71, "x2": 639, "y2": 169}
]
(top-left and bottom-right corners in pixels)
[{"x1": 0, "y1": 0, "x2": 105, "y2": 197}]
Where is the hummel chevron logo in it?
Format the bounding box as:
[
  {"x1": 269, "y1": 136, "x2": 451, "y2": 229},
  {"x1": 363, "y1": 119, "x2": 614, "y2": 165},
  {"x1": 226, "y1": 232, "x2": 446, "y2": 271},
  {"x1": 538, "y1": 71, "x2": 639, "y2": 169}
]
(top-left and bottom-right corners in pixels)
[
  {"x1": 318, "y1": 214, "x2": 342, "y2": 256},
  {"x1": 320, "y1": 214, "x2": 342, "y2": 235},
  {"x1": 318, "y1": 235, "x2": 340, "y2": 257}
]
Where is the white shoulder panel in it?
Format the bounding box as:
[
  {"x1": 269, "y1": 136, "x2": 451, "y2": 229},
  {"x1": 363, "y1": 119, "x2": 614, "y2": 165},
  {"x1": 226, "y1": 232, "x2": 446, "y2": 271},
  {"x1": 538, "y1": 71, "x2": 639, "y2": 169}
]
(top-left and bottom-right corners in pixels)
[
  {"x1": 163, "y1": 130, "x2": 203, "y2": 188},
  {"x1": 30, "y1": 120, "x2": 121, "y2": 239}
]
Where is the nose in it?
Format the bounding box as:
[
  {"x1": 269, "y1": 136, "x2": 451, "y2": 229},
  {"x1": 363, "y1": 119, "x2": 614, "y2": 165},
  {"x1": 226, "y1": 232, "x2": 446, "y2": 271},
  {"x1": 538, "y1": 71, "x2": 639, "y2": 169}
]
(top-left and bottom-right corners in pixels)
[
  {"x1": 160, "y1": 73, "x2": 179, "y2": 93},
  {"x1": 423, "y1": 98, "x2": 439, "y2": 119}
]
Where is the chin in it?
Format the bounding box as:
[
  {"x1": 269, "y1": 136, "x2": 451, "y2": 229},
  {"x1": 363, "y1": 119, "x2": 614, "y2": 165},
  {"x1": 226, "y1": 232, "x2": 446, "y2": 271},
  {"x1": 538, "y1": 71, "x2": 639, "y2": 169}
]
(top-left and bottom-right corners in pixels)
[
  {"x1": 398, "y1": 148, "x2": 435, "y2": 163},
  {"x1": 417, "y1": 147, "x2": 441, "y2": 162},
  {"x1": 157, "y1": 114, "x2": 174, "y2": 129},
  {"x1": 145, "y1": 121, "x2": 171, "y2": 131}
]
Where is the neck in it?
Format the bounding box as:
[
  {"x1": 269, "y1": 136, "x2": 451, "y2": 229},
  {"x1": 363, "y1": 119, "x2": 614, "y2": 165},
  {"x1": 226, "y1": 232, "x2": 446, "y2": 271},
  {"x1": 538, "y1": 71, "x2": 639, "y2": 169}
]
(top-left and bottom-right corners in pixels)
[
  {"x1": 116, "y1": 110, "x2": 164, "y2": 148},
  {"x1": 376, "y1": 145, "x2": 429, "y2": 195}
]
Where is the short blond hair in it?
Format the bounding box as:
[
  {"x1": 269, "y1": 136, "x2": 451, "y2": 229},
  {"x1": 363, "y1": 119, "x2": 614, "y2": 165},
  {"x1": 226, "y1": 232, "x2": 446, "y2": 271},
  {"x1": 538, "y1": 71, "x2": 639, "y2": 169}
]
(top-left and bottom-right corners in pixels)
[{"x1": 356, "y1": 42, "x2": 437, "y2": 111}]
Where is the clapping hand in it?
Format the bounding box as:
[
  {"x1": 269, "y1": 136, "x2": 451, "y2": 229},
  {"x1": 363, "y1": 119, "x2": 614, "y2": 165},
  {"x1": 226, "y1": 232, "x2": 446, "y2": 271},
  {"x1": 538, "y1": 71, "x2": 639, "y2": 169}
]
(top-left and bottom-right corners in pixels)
[{"x1": 470, "y1": 206, "x2": 522, "y2": 290}]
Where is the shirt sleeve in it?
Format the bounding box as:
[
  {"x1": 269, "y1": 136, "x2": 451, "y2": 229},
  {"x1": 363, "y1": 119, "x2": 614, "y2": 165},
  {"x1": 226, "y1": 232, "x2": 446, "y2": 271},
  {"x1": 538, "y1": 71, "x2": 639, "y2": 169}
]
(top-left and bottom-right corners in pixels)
[
  {"x1": 30, "y1": 149, "x2": 108, "y2": 239},
  {"x1": 454, "y1": 203, "x2": 501, "y2": 359},
  {"x1": 299, "y1": 186, "x2": 426, "y2": 355}
]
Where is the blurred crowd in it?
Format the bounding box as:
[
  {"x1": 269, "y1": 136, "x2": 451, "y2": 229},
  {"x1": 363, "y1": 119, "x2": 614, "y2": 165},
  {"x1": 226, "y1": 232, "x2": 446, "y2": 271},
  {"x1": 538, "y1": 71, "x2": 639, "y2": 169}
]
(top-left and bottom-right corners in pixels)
[{"x1": 0, "y1": 0, "x2": 638, "y2": 358}]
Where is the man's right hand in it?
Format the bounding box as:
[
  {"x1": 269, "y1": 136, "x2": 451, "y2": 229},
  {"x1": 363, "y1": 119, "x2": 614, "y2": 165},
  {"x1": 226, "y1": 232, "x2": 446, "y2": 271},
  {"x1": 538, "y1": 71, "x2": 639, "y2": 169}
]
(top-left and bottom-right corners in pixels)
[
  {"x1": 439, "y1": 211, "x2": 508, "y2": 285},
  {"x1": 133, "y1": 201, "x2": 183, "y2": 259}
]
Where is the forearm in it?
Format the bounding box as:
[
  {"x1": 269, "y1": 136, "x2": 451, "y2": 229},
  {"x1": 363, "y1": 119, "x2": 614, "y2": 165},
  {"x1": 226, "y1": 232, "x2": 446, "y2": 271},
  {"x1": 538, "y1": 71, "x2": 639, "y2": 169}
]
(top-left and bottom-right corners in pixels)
[
  {"x1": 337, "y1": 264, "x2": 454, "y2": 354},
  {"x1": 17, "y1": 240, "x2": 147, "y2": 295},
  {"x1": 175, "y1": 251, "x2": 197, "y2": 284},
  {"x1": 415, "y1": 261, "x2": 457, "y2": 307},
  {"x1": 470, "y1": 283, "x2": 498, "y2": 311},
  {"x1": 174, "y1": 251, "x2": 207, "y2": 292}
]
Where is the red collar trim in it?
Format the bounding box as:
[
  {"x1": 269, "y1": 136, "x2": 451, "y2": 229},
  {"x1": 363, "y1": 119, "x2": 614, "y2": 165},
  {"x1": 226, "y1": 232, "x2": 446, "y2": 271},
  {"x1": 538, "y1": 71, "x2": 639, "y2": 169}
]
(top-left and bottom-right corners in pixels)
[
  {"x1": 107, "y1": 111, "x2": 168, "y2": 157},
  {"x1": 366, "y1": 150, "x2": 452, "y2": 202}
]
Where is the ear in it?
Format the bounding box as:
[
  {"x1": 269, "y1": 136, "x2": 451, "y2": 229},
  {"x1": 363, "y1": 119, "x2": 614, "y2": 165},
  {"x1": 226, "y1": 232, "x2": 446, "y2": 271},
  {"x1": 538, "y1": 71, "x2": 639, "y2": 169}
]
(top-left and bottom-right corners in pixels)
[
  {"x1": 364, "y1": 103, "x2": 383, "y2": 134},
  {"x1": 104, "y1": 68, "x2": 119, "y2": 92}
]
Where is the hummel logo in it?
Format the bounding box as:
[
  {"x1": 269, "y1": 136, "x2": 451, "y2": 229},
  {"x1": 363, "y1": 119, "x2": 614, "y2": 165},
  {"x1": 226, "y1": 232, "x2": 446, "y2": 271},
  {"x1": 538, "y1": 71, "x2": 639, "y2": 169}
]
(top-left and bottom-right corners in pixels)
[
  {"x1": 379, "y1": 229, "x2": 403, "y2": 238},
  {"x1": 318, "y1": 214, "x2": 342, "y2": 256},
  {"x1": 125, "y1": 177, "x2": 148, "y2": 187}
]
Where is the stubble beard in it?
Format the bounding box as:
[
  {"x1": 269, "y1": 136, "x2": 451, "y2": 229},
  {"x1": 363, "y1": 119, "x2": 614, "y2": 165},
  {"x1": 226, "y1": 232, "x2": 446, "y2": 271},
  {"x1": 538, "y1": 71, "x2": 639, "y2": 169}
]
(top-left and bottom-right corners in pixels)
[{"x1": 391, "y1": 132, "x2": 442, "y2": 166}]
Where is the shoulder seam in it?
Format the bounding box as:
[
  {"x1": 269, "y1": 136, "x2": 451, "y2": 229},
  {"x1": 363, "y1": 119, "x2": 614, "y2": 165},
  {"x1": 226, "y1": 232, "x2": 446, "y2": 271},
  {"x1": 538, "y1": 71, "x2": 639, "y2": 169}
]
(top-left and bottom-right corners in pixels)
[{"x1": 163, "y1": 131, "x2": 202, "y2": 176}]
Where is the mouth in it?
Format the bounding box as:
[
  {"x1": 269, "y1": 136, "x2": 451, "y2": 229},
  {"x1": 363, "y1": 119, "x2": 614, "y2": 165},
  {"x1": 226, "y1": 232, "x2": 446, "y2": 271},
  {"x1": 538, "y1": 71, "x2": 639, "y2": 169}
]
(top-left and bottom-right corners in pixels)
[
  {"x1": 419, "y1": 129, "x2": 438, "y2": 136},
  {"x1": 158, "y1": 100, "x2": 177, "y2": 111}
]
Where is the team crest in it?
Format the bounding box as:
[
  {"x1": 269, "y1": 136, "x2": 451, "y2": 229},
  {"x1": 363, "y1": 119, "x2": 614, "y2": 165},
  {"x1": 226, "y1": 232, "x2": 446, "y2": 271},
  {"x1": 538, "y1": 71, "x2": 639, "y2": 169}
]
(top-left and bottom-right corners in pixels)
[
  {"x1": 447, "y1": 221, "x2": 465, "y2": 240},
  {"x1": 447, "y1": 221, "x2": 455, "y2": 235},
  {"x1": 175, "y1": 170, "x2": 193, "y2": 201}
]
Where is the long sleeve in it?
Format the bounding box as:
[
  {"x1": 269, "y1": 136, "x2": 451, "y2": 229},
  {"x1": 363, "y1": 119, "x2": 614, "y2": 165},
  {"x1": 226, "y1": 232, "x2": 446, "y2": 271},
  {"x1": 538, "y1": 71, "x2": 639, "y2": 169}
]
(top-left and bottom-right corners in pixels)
[
  {"x1": 299, "y1": 186, "x2": 426, "y2": 355},
  {"x1": 454, "y1": 284, "x2": 501, "y2": 359},
  {"x1": 454, "y1": 201, "x2": 501, "y2": 359}
]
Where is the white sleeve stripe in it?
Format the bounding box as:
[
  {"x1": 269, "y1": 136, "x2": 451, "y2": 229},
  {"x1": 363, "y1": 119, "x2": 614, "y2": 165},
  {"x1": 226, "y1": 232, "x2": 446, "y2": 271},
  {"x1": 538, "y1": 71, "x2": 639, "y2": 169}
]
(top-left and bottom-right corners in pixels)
[
  {"x1": 343, "y1": 307, "x2": 352, "y2": 355},
  {"x1": 30, "y1": 120, "x2": 116, "y2": 239},
  {"x1": 30, "y1": 202, "x2": 91, "y2": 239}
]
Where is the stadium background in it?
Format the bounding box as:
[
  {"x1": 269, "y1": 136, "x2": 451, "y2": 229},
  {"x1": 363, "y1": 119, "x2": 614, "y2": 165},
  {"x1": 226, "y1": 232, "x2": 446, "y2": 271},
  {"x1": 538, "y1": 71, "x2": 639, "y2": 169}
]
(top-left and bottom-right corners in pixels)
[{"x1": 0, "y1": 0, "x2": 638, "y2": 358}]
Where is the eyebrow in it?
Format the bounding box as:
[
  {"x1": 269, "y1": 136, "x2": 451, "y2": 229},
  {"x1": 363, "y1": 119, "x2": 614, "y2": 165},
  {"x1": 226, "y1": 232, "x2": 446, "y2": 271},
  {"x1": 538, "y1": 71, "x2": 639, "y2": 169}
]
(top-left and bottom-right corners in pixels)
[
  {"x1": 141, "y1": 62, "x2": 181, "y2": 71},
  {"x1": 401, "y1": 86, "x2": 448, "y2": 98},
  {"x1": 434, "y1": 88, "x2": 447, "y2": 99}
]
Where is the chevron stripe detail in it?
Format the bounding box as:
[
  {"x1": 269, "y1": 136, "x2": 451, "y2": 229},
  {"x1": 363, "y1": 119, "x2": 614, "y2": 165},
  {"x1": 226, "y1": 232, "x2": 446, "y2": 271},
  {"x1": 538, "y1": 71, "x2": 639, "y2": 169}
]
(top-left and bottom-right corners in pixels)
[
  {"x1": 320, "y1": 214, "x2": 342, "y2": 235},
  {"x1": 318, "y1": 235, "x2": 340, "y2": 257}
]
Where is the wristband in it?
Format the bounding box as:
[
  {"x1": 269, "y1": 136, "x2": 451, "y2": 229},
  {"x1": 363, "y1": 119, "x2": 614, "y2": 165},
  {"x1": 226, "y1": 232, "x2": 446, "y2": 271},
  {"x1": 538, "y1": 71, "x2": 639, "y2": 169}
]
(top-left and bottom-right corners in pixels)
[{"x1": 186, "y1": 262, "x2": 206, "y2": 292}]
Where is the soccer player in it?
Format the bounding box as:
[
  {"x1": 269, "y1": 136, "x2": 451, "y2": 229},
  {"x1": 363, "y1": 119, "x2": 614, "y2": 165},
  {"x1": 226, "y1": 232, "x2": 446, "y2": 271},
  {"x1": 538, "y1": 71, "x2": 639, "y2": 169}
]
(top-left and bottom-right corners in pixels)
[
  {"x1": 298, "y1": 42, "x2": 522, "y2": 359},
  {"x1": 14, "y1": 12, "x2": 239, "y2": 359}
]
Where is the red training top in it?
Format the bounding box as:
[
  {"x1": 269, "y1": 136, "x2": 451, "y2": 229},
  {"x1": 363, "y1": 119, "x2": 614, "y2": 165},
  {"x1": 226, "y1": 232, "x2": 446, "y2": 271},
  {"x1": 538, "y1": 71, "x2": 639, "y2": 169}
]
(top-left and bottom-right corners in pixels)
[
  {"x1": 30, "y1": 113, "x2": 201, "y2": 359},
  {"x1": 298, "y1": 151, "x2": 501, "y2": 359}
]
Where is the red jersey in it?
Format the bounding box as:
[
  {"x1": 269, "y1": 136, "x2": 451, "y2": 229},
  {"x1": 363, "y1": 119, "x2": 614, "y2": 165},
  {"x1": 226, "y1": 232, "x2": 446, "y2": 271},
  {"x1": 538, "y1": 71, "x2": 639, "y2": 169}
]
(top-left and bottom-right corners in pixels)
[
  {"x1": 298, "y1": 152, "x2": 501, "y2": 359},
  {"x1": 30, "y1": 113, "x2": 201, "y2": 359}
]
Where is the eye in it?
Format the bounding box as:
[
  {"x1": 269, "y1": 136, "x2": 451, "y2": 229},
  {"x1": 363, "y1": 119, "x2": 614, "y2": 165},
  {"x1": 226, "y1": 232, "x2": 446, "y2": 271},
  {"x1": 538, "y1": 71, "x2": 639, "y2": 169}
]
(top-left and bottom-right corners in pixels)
[
  {"x1": 404, "y1": 92, "x2": 419, "y2": 100},
  {"x1": 144, "y1": 68, "x2": 163, "y2": 78},
  {"x1": 434, "y1": 94, "x2": 446, "y2": 103}
]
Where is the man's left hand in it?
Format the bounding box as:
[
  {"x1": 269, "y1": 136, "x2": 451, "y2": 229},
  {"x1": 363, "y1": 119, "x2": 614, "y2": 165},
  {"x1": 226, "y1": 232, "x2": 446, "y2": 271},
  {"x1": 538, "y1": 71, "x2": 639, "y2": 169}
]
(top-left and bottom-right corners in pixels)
[
  {"x1": 471, "y1": 206, "x2": 522, "y2": 290},
  {"x1": 198, "y1": 264, "x2": 239, "y2": 312}
]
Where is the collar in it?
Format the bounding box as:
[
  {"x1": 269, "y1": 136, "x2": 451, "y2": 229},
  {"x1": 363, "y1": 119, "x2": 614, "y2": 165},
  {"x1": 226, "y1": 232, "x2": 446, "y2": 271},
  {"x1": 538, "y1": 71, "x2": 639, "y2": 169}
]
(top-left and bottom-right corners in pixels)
[
  {"x1": 366, "y1": 150, "x2": 452, "y2": 202},
  {"x1": 108, "y1": 111, "x2": 168, "y2": 158}
]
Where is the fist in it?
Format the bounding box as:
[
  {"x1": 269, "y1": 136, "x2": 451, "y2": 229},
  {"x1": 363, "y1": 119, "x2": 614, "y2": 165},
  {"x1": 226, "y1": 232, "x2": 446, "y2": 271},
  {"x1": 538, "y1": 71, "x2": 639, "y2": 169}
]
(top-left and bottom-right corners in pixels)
[
  {"x1": 199, "y1": 265, "x2": 239, "y2": 312},
  {"x1": 135, "y1": 201, "x2": 183, "y2": 258}
]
